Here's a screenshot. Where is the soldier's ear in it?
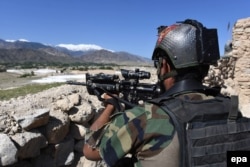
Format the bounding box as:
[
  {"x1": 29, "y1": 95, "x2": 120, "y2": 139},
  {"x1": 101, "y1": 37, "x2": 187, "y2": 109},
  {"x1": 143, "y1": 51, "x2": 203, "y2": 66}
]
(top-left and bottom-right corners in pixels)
[{"x1": 162, "y1": 58, "x2": 172, "y2": 73}]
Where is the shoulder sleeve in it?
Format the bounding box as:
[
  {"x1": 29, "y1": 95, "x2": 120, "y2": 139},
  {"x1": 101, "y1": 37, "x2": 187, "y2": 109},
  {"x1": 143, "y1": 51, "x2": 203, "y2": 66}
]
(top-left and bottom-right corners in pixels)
[
  {"x1": 97, "y1": 103, "x2": 175, "y2": 166},
  {"x1": 97, "y1": 106, "x2": 145, "y2": 166}
]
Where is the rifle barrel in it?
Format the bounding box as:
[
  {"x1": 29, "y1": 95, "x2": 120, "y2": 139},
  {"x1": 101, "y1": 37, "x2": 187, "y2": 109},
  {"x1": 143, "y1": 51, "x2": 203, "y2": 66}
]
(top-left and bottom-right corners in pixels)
[{"x1": 66, "y1": 81, "x2": 87, "y2": 86}]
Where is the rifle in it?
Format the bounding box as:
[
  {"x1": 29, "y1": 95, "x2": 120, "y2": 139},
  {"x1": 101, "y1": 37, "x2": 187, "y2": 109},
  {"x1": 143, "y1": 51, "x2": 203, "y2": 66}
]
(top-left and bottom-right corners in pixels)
[{"x1": 67, "y1": 68, "x2": 161, "y2": 109}]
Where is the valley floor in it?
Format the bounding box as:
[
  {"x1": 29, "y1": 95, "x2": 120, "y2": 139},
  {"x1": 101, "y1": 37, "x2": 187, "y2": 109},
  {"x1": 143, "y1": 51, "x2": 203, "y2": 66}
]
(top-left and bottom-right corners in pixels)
[{"x1": 0, "y1": 72, "x2": 40, "y2": 90}]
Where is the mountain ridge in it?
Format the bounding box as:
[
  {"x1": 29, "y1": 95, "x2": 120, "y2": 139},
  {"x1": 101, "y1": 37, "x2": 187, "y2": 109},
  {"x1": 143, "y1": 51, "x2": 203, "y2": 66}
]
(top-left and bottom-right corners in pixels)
[{"x1": 0, "y1": 39, "x2": 152, "y2": 66}]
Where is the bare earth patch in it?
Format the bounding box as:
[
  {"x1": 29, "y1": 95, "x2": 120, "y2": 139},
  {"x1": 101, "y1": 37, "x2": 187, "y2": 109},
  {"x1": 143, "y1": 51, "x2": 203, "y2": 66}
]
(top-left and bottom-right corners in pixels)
[{"x1": 0, "y1": 72, "x2": 42, "y2": 90}]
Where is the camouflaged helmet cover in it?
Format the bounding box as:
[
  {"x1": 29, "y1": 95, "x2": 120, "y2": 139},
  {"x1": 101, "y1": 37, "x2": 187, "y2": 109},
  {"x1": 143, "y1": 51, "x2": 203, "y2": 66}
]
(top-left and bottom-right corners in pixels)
[{"x1": 152, "y1": 23, "x2": 202, "y2": 69}]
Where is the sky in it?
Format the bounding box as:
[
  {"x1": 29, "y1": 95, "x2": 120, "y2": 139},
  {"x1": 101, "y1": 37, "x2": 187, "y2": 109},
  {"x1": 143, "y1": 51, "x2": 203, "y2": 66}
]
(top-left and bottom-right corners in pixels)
[{"x1": 0, "y1": 0, "x2": 249, "y2": 58}]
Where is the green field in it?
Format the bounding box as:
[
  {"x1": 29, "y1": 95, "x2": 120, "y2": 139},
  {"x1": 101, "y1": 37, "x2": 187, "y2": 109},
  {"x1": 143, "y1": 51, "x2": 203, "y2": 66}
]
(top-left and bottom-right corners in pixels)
[
  {"x1": 0, "y1": 70, "x2": 68, "y2": 101},
  {"x1": 0, "y1": 82, "x2": 64, "y2": 101}
]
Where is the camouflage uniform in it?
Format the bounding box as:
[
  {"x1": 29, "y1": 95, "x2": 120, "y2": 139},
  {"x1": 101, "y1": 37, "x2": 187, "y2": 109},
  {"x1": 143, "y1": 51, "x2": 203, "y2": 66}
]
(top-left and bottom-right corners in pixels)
[{"x1": 86, "y1": 92, "x2": 212, "y2": 167}]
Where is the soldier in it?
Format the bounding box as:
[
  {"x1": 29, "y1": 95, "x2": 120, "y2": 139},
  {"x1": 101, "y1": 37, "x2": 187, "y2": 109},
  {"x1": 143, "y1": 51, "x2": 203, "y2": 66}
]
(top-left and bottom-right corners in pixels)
[{"x1": 83, "y1": 19, "x2": 221, "y2": 167}]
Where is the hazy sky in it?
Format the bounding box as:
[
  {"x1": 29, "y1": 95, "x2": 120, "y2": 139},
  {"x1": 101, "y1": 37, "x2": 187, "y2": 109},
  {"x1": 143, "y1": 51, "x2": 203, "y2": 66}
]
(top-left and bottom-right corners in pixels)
[{"x1": 0, "y1": 0, "x2": 249, "y2": 58}]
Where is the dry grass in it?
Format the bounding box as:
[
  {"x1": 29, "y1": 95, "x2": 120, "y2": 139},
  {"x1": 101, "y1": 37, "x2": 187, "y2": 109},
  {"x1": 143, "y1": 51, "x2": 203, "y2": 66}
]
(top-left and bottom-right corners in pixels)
[
  {"x1": 0, "y1": 72, "x2": 63, "y2": 100},
  {"x1": 0, "y1": 72, "x2": 40, "y2": 89},
  {"x1": 0, "y1": 82, "x2": 64, "y2": 101}
]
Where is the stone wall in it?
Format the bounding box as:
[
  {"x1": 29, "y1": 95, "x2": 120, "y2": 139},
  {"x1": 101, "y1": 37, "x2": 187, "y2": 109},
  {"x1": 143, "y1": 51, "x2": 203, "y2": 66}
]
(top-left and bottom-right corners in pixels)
[
  {"x1": 232, "y1": 17, "x2": 250, "y2": 116},
  {"x1": 204, "y1": 17, "x2": 250, "y2": 117},
  {"x1": 0, "y1": 85, "x2": 107, "y2": 167}
]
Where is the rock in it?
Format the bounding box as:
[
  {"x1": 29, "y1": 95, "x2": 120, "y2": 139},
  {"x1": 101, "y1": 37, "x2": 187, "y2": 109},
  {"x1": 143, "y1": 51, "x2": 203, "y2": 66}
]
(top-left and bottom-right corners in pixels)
[
  {"x1": 30, "y1": 146, "x2": 56, "y2": 167},
  {"x1": 11, "y1": 130, "x2": 48, "y2": 159},
  {"x1": 74, "y1": 140, "x2": 85, "y2": 153},
  {"x1": 55, "y1": 98, "x2": 71, "y2": 112},
  {"x1": 54, "y1": 135, "x2": 75, "y2": 166},
  {"x1": 0, "y1": 134, "x2": 18, "y2": 166},
  {"x1": 55, "y1": 94, "x2": 80, "y2": 112},
  {"x1": 82, "y1": 157, "x2": 108, "y2": 167},
  {"x1": 70, "y1": 153, "x2": 85, "y2": 167},
  {"x1": 68, "y1": 94, "x2": 81, "y2": 106},
  {"x1": 12, "y1": 108, "x2": 50, "y2": 131},
  {"x1": 70, "y1": 123, "x2": 87, "y2": 140},
  {"x1": 0, "y1": 113, "x2": 9, "y2": 132},
  {"x1": 68, "y1": 100, "x2": 96, "y2": 125},
  {"x1": 45, "y1": 110, "x2": 70, "y2": 144}
]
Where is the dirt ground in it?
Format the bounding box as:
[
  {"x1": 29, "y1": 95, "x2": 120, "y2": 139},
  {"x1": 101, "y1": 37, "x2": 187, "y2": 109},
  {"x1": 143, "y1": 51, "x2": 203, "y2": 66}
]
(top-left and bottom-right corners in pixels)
[
  {"x1": 0, "y1": 70, "x2": 107, "y2": 90},
  {"x1": 0, "y1": 72, "x2": 43, "y2": 90},
  {"x1": 0, "y1": 67, "x2": 157, "y2": 90}
]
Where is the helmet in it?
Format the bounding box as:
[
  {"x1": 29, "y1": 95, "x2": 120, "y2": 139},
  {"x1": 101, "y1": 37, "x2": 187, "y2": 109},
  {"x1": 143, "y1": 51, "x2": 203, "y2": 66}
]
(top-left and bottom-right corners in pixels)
[{"x1": 152, "y1": 19, "x2": 220, "y2": 70}]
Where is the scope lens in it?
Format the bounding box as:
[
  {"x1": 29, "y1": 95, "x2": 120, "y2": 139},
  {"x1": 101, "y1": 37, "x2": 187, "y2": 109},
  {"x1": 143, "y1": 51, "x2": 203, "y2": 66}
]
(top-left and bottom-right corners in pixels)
[
  {"x1": 121, "y1": 69, "x2": 150, "y2": 79},
  {"x1": 139, "y1": 71, "x2": 150, "y2": 79}
]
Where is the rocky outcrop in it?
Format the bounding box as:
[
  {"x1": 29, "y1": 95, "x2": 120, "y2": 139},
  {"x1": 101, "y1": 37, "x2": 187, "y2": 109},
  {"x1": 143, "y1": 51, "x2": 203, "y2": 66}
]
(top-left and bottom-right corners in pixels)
[
  {"x1": 204, "y1": 55, "x2": 236, "y2": 95},
  {"x1": 0, "y1": 85, "x2": 105, "y2": 166}
]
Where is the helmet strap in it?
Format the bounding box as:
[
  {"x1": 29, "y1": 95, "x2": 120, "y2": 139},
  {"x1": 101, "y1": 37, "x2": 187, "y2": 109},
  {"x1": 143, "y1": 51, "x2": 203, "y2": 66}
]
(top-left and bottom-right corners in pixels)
[
  {"x1": 156, "y1": 57, "x2": 178, "y2": 82},
  {"x1": 159, "y1": 70, "x2": 178, "y2": 81}
]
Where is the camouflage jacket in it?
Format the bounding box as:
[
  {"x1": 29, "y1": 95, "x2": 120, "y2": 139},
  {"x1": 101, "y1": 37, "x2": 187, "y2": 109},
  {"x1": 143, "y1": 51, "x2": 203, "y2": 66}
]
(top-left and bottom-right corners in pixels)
[
  {"x1": 99, "y1": 101, "x2": 174, "y2": 166},
  {"x1": 86, "y1": 92, "x2": 214, "y2": 167}
]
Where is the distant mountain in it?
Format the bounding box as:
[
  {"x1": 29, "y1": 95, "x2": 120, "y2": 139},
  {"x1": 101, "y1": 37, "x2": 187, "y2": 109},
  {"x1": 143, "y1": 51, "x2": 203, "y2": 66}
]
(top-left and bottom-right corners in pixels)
[
  {"x1": 0, "y1": 39, "x2": 152, "y2": 66},
  {"x1": 0, "y1": 48, "x2": 76, "y2": 64},
  {"x1": 0, "y1": 39, "x2": 71, "y2": 58},
  {"x1": 79, "y1": 50, "x2": 151, "y2": 65},
  {"x1": 55, "y1": 45, "x2": 95, "y2": 57}
]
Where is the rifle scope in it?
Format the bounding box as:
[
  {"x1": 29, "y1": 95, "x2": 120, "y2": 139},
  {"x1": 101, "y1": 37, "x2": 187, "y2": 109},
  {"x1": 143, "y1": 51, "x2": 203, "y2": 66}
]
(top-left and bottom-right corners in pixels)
[{"x1": 121, "y1": 69, "x2": 150, "y2": 80}]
